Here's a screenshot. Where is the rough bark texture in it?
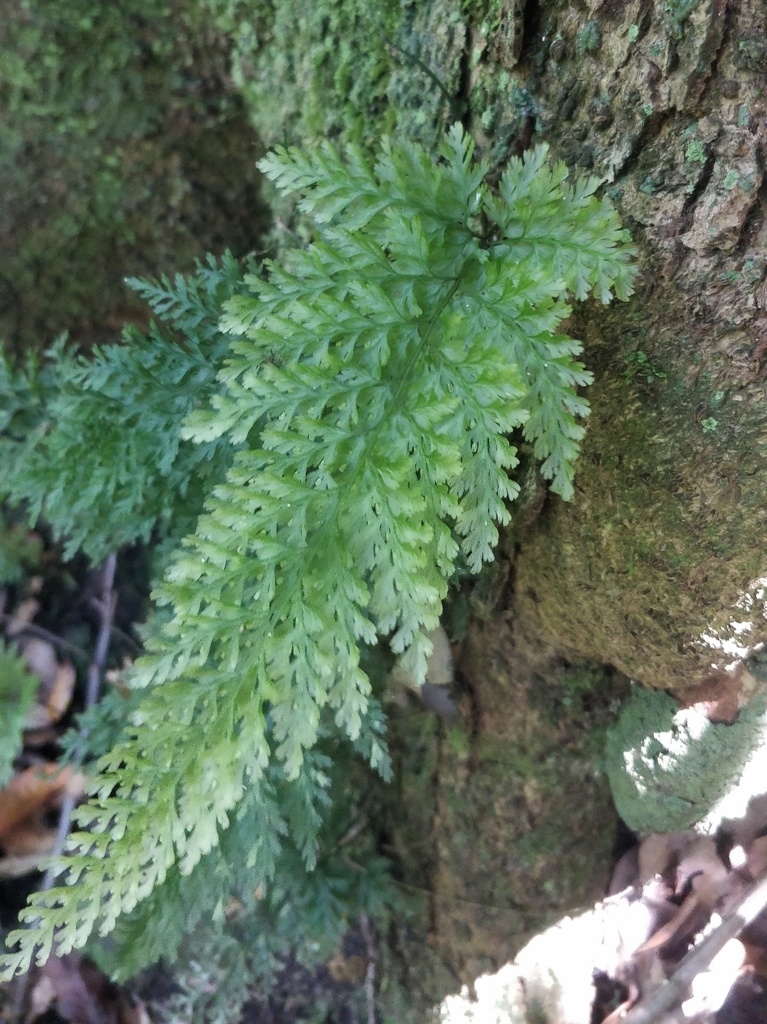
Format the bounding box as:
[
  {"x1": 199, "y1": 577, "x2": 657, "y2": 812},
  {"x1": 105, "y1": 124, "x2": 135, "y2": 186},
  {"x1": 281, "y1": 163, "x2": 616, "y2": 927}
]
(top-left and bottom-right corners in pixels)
[
  {"x1": 504, "y1": 0, "x2": 767, "y2": 704},
  {"x1": 374, "y1": 0, "x2": 767, "y2": 999}
]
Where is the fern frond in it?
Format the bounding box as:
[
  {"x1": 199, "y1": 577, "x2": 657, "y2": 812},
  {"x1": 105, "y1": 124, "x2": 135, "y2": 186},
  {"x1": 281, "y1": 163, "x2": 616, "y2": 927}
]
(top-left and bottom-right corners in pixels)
[
  {"x1": 484, "y1": 144, "x2": 637, "y2": 303},
  {"x1": 0, "y1": 255, "x2": 244, "y2": 561},
  {"x1": 0, "y1": 521, "x2": 42, "y2": 587},
  {"x1": 0, "y1": 126, "x2": 636, "y2": 977},
  {"x1": 259, "y1": 140, "x2": 388, "y2": 228},
  {"x1": 126, "y1": 251, "x2": 248, "y2": 341}
]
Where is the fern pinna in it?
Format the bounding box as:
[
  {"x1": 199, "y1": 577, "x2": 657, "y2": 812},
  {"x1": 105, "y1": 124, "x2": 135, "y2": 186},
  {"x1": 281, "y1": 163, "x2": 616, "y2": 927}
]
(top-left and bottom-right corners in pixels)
[{"x1": 1, "y1": 125, "x2": 635, "y2": 975}]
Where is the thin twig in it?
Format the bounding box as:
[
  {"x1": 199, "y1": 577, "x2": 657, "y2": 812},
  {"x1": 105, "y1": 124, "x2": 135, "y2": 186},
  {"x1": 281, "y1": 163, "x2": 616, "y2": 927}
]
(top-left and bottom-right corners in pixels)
[
  {"x1": 42, "y1": 553, "x2": 117, "y2": 889},
  {"x1": 0, "y1": 614, "x2": 89, "y2": 662},
  {"x1": 359, "y1": 912, "x2": 377, "y2": 1024},
  {"x1": 621, "y1": 873, "x2": 767, "y2": 1024},
  {"x1": 82, "y1": 554, "x2": 117, "y2": 715},
  {"x1": 9, "y1": 553, "x2": 117, "y2": 1024}
]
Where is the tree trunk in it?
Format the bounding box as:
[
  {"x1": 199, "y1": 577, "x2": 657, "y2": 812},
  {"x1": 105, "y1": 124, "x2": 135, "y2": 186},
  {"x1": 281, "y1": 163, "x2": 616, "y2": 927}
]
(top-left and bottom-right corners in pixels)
[
  {"x1": 380, "y1": 0, "x2": 767, "y2": 999},
  {"x1": 505, "y1": 0, "x2": 767, "y2": 705}
]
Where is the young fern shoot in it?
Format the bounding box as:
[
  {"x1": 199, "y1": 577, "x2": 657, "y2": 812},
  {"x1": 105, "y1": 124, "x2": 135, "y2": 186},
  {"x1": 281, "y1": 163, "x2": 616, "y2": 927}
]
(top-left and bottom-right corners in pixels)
[{"x1": 1, "y1": 125, "x2": 635, "y2": 976}]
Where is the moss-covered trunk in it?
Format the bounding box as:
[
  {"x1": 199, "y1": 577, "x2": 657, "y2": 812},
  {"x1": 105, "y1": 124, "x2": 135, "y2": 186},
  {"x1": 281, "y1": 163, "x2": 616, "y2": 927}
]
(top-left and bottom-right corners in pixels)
[
  {"x1": 505, "y1": 0, "x2": 767, "y2": 703},
  {"x1": 349, "y1": 0, "x2": 767, "y2": 998}
]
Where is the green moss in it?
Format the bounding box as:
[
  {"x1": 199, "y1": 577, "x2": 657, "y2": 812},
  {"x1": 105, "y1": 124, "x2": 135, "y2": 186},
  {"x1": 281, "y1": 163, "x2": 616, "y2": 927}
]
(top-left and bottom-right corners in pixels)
[
  {"x1": 735, "y1": 38, "x2": 767, "y2": 73},
  {"x1": 623, "y1": 349, "x2": 667, "y2": 382},
  {"x1": 666, "y1": 0, "x2": 701, "y2": 39},
  {"x1": 606, "y1": 687, "x2": 767, "y2": 835},
  {"x1": 202, "y1": 0, "x2": 474, "y2": 162},
  {"x1": 201, "y1": 0, "x2": 400, "y2": 150},
  {"x1": 575, "y1": 21, "x2": 602, "y2": 57},
  {"x1": 0, "y1": 0, "x2": 265, "y2": 352},
  {"x1": 511, "y1": 275, "x2": 767, "y2": 694},
  {"x1": 666, "y1": 0, "x2": 700, "y2": 21}
]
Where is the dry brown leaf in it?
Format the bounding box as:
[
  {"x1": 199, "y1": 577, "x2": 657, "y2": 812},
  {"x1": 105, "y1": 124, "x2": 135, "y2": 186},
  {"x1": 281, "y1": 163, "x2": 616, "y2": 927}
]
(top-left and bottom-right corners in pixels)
[
  {"x1": 722, "y1": 793, "x2": 767, "y2": 852},
  {"x1": 224, "y1": 897, "x2": 244, "y2": 918},
  {"x1": 31, "y1": 954, "x2": 118, "y2": 1024},
  {"x1": 21, "y1": 725, "x2": 61, "y2": 748},
  {"x1": 678, "y1": 837, "x2": 731, "y2": 908},
  {"x1": 637, "y1": 839, "x2": 734, "y2": 957},
  {"x1": 748, "y1": 836, "x2": 767, "y2": 880},
  {"x1": 30, "y1": 974, "x2": 57, "y2": 1019},
  {"x1": 25, "y1": 704, "x2": 55, "y2": 730},
  {"x1": 0, "y1": 851, "x2": 56, "y2": 878},
  {"x1": 47, "y1": 661, "x2": 76, "y2": 723},
  {"x1": 19, "y1": 638, "x2": 76, "y2": 726},
  {"x1": 326, "y1": 953, "x2": 367, "y2": 984},
  {"x1": 116, "y1": 993, "x2": 151, "y2": 1024},
  {"x1": 637, "y1": 890, "x2": 702, "y2": 955},
  {"x1": 22, "y1": 637, "x2": 58, "y2": 687},
  {"x1": 0, "y1": 763, "x2": 84, "y2": 845},
  {"x1": 6, "y1": 598, "x2": 40, "y2": 637},
  {"x1": 1, "y1": 817, "x2": 58, "y2": 858},
  {"x1": 638, "y1": 832, "x2": 696, "y2": 884}
]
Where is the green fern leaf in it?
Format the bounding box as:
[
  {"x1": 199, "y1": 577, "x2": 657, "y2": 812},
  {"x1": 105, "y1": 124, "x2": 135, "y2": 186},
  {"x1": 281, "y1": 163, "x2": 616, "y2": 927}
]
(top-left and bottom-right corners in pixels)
[
  {"x1": 0, "y1": 254, "x2": 245, "y2": 561},
  {"x1": 0, "y1": 126, "x2": 635, "y2": 977}
]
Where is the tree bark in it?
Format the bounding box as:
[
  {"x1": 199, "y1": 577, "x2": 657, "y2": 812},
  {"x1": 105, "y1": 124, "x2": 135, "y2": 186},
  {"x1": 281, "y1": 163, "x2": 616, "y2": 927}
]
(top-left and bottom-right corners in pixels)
[
  {"x1": 501, "y1": 0, "x2": 767, "y2": 707},
  {"x1": 383, "y1": 0, "x2": 767, "y2": 994}
]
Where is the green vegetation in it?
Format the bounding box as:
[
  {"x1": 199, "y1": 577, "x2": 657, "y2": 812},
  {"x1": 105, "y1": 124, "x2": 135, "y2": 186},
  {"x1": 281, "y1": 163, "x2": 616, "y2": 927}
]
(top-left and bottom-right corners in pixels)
[
  {"x1": 622, "y1": 349, "x2": 668, "y2": 385},
  {"x1": 0, "y1": 0, "x2": 264, "y2": 352},
  {"x1": 201, "y1": 0, "x2": 401, "y2": 149},
  {"x1": 0, "y1": 519, "x2": 41, "y2": 586},
  {"x1": 0, "y1": 255, "x2": 246, "y2": 562},
  {"x1": 685, "y1": 139, "x2": 707, "y2": 164},
  {"x1": 665, "y1": 0, "x2": 701, "y2": 38},
  {"x1": 0, "y1": 125, "x2": 635, "y2": 978},
  {"x1": 0, "y1": 643, "x2": 38, "y2": 787},
  {"x1": 575, "y1": 21, "x2": 602, "y2": 57}
]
